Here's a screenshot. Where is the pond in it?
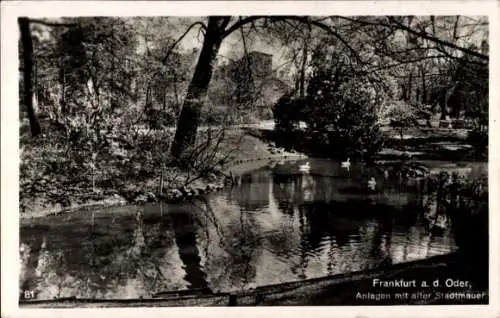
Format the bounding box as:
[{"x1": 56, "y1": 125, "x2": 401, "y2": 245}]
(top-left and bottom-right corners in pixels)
[{"x1": 20, "y1": 158, "x2": 467, "y2": 301}]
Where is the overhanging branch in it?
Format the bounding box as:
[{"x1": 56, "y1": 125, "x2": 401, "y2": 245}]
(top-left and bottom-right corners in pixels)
[
  {"x1": 362, "y1": 16, "x2": 487, "y2": 62},
  {"x1": 222, "y1": 16, "x2": 266, "y2": 38},
  {"x1": 338, "y1": 16, "x2": 488, "y2": 62},
  {"x1": 162, "y1": 21, "x2": 207, "y2": 65},
  {"x1": 267, "y1": 16, "x2": 367, "y2": 64},
  {"x1": 221, "y1": 16, "x2": 371, "y2": 64}
]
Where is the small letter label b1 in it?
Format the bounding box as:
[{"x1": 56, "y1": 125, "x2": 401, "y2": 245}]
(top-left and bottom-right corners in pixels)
[{"x1": 23, "y1": 290, "x2": 35, "y2": 299}]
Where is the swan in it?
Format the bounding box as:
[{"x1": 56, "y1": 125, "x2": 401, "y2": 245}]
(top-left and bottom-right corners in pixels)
[
  {"x1": 432, "y1": 214, "x2": 447, "y2": 230},
  {"x1": 341, "y1": 158, "x2": 351, "y2": 169},
  {"x1": 368, "y1": 177, "x2": 377, "y2": 191},
  {"x1": 383, "y1": 170, "x2": 390, "y2": 180},
  {"x1": 298, "y1": 162, "x2": 311, "y2": 172}
]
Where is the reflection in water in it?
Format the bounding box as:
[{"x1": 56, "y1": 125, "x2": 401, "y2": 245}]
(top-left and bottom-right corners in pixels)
[
  {"x1": 169, "y1": 206, "x2": 210, "y2": 291},
  {"x1": 20, "y1": 159, "x2": 466, "y2": 300}
]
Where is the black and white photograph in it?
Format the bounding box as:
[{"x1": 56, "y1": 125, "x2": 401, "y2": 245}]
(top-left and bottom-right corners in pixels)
[{"x1": 1, "y1": 1, "x2": 497, "y2": 315}]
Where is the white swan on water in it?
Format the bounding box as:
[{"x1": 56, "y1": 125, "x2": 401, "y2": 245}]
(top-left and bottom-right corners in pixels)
[
  {"x1": 432, "y1": 214, "x2": 448, "y2": 230},
  {"x1": 368, "y1": 177, "x2": 377, "y2": 191},
  {"x1": 298, "y1": 162, "x2": 311, "y2": 173},
  {"x1": 341, "y1": 158, "x2": 351, "y2": 169}
]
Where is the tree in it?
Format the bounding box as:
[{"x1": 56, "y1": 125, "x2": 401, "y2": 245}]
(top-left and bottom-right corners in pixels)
[
  {"x1": 386, "y1": 101, "x2": 421, "y2": 141},
  {"x1": 169, "y1": 16, "x2": 360, "y2": 159},
  {"x1": 272, "y1": 93, "x2": 305, "y2": 132},
  {"x1": 169, "y1": 17, "x2": 231, "y2": 159},
  {"x1": 19, "y1": 18, "x2": 41, "y2": 137},
  {"x1": 302, "y1": 46, "x2": 386, "y2": 159},
  {"x1": 170, "y1": 15, "x2": 488, "y2": 160}
]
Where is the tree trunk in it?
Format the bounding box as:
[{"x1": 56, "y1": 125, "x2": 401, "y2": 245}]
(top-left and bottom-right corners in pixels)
[
  {"x1": 58, "y1": 67, "x2": 66, "y2": 118},
  {"x1": 439, "y1": 89, "x2": 447, "y2": 120},
  {"x1": 421, "y1": 68, "x2": 427, "y2": 104},
  {"x1": 294, "y1": 76, "x2": 300, "y2": 96},
  {"x1": 146, "y1": 83, "x2": 152, "y2": 109},
  {"x1": 19, "y1": 18, "x2": 41, "y2": 137},
  {"x1": 299, "y1": 38, "x2": 308, "y2": 98},
  {"x1": 173, "y1": 72, "x2": 179, "y2": 105},
  {"x1": 407, "y1": 72, "x2": 413, "y2": 102},
  {"x1": 170, "y1": 18, "x2": 225, "y2": 159},
  {"x1": 33, "y1": 59, "x2": 38, "y2": 112}
]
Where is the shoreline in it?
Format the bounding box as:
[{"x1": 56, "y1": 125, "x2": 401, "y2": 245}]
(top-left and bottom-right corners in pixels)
[
  {"x1": 19, "y1": 151, "x2": 306, "y2": 220},
  {"x1": 19, "y1": 126, "x2": 485, "y2": 220},
  {"x1": 19, "y1": 148, "x2": 485, "y2": 220}
]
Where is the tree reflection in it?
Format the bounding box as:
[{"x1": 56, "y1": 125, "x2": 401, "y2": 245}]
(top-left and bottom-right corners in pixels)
[
  {"x1": 295, "y1": 205, "x2": 310, "y2": 280},
  {"x1": 369, "y1": 216, "x2": 394, "y2": 267},
  {"x1": 19, "y1": 162, "x2": 471, "y2": 300},
  {"x1": 169, "y1": 206, "x2": 210, "y2": 291},
  {"x1": 234, "y1": 170, "x2": 273, "y2": 211}
]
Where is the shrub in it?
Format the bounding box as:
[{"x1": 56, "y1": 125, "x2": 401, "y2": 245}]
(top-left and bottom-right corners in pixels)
[
  {"x1": 386, "y1": 100, "x2": 421, "y2": 140},
  {"x1": 301, "y1": 75, "x2": 385, "y2": 160},
  {"x1": 466, "y1": 113, "x2": 488, "y2": 159},
  {"x1": 272, "y1": 93, "x2": 305, "y2": 133}
]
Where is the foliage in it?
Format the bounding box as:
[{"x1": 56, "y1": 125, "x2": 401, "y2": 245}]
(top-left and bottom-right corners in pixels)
[
  {"x1": 309, "y1": 80, "x2": 385, "y2": 159},
  {"x1": 273, "y1": 45, "x2": 386, "y2": 160},
  {"x1": 424, "y1": 170, "x2": 488, "y2": 274},
  {"x1": 466, "y1": 111, "x2": 488, "y2": 159},
  {"x1": 272, "y1": 93, "x2": 305, "y2": 132},
  {"x1": 386, "y1": 100, "x2": 421, "y2": 140},
  {"x1": 20, "y1": 111, "x2": 167, "y2": 209},
  {"x1": 426, "y1": 171, "x2": 488, "y2": 202}
]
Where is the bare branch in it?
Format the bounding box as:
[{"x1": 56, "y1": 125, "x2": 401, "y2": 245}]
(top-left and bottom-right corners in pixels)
[
  {"x1": 387, "y1": 17, "x2": 488, "y2": 61},
  {"x1": 360, "y1": 55, "x2": 454, "y2": 74},
  {"x1": 279, "y1": 16, "x2": 369, "y2": 64},
  {"x1": 222, "y1": 16, "x2": 266, "y2": 38},
  {"x1": 338, "y1": 16, "x2": 488, "y2": 61},
  {"x1": 222, "y1": 16, "x2": 370, "y2": 65},
  {"x1": 238, "y1": 17, "x2": 255, "y2": 87},
  {"x1": 162, "y1": 21, "x2": 207, "y2": 65}
]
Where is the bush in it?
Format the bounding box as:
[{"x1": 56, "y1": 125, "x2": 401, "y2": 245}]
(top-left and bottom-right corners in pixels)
[
  {"x1": 272, "y1": 93, "x2": 305, "y2": 132},
  {"x1": 466, "y1": 114, "x2": 488, "y2": 159},
  {"x1": 302, "y1": 75, "x2": 385, "y2": 160},
  {"x1": 386, "y1": 100, "x2": 421, "y2": 140},
  {"x1": 19, "y1": 108, "x2": 177, "y2": 211},
  {"x1": 271, "y1": 44, "x2": 391, "y2": 161},
  {"x1": 433, "y1": 172, "x2": 488, "y2": 283},
  {"x1": 145, "y1": 107, "x2": 178, "y2": 129}
]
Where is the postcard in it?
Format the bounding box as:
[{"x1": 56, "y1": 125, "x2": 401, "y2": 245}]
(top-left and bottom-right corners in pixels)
[{"x1": 1, "y1": 1, "x2": 498, "y2": 317}]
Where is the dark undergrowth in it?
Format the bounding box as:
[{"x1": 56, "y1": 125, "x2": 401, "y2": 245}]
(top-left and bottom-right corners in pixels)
[{"x1": 20, "y1": 118, "x2": 235, "y2": 217}]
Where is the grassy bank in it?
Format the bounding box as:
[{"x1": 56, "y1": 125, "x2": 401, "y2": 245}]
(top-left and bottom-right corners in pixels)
[{"x1": 20, "y1": 124, "x2": 303, "y2": 219}]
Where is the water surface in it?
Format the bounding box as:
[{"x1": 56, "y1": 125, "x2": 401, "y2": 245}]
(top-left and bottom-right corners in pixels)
[{"x1": 20, "y1": 159, "x2": 459, "y2": 300}]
